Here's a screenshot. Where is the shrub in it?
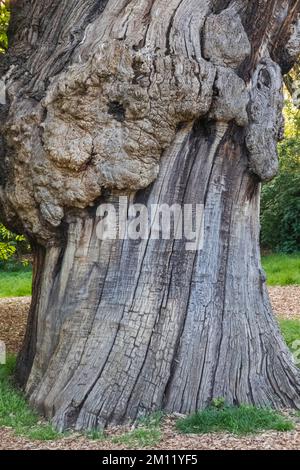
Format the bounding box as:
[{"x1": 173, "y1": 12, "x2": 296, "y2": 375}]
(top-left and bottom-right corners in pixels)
[
  {"x1": 0, "y1": 223, "x2": 30, "y2": 267},
  {"x1": 0, "y1": 1, "x2": 9, "y2": 52},
  {"x1": 261, "y1": 138, "x2": 300, "y2": 253}
]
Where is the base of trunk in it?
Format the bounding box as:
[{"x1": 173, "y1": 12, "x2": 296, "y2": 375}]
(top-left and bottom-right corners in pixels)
[{"x1": 17, "y1": 122, "x2": 300, "y2": 431}]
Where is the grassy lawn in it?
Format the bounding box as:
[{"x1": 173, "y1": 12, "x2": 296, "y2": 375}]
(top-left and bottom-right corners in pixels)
[
  {"x1": 0, "y1": 357, "x2": 61, "y2": 440},
  {"x1": 1, "y1": 355, "x2": 294, "y2": 444},
  {"x1": 0, "y1": 267, "x2": 32, "y2": 298},
  {"x1": 111, "y1": 412, "x2": 163, "y2": 448},
  {"x1": 176, "y1": 318, "x2": 300, "y2": 436},
  {"x1": 262, "y1": 253, "x2": 300, "y2": 286},
  {"x1": 0, "y1": 348, "x2": 298, "y2": 442},
  {"x1": 0, "y1": 356, "x2": 163, "y2": 444},
  {"x1": 176, "y1": 405, "x2": 294, "y2": 435},
  {"x1": 112, "y1": 427, "x2": 161, "y2": 448},
  {"x1": 2, "y1": 356, "x2": 294, "y2": 442},
  {"x1": 279, "y1": 319, "x2": 300, "y2": 350}
]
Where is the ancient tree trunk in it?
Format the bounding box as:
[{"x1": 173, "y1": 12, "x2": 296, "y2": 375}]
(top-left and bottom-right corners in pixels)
[{"x1": 1, "y1": 0, "x2": 300, "y2": 430}]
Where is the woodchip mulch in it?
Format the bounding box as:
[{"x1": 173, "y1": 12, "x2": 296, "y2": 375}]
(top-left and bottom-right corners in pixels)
[
  {"x1": 269, "y1": 286, "x2": 300, "y2": 320},
  {"x1": 0, "y1": 286, "x2": 299, "y2": 450},
  {"x1": 0, "y1": 297, "x2": 30, "y2": 355},
  {"x1": 0, "y1": 415, "x2": 300, "y2": 450}
]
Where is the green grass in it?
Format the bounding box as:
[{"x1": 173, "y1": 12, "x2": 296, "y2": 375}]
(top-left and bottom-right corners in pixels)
[
  {"x1": 85, "y1": 429, "x2": 106, "y2": 441},
  {"x1": 0, "y1": 268, "x2": 32, "y2": 298},
  {"x1": 175, "y1": 320, "x2": 300, "y2": 437},
  {"x1": 280, "y1": 319, "x2": 300, "y2": 349},
  {"x1": 137, "y1": 411, "x2": 164, "y2": 428},
  {"x1": 0, "y1": 357, "x2": 61, "y2": 440},
  {"x1": 0, "y1": 358, "x2": 163, "y2": 445},
  {"x1": 0, "y1": 355, "x2": 298, "y2": 442},
  {"x1": 0, "y1": 256, "x2": 299, "y2": 443},
  {"x1": 0, "y1": 356, "x2": 163, "y2": 446},
  {"x1": 24, "y1": 424, "x2": 62, "y2": 441},
  {"x1": 112, "y1": 412, "x2": 163, "y2": 448},
  {"x1": 262, "y1": 253, "x2": 300, "y2": 286},
  {"x1": 176, "y1": 405, "x2": 294, "y2": 436},
  {"x1": 112, "y1": 427, "x2": 162, "y2": 448}
]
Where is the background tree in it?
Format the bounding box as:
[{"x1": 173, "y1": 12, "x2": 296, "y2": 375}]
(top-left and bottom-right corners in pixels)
[
  {"x1": 0, "y1": 223, "x2": 29, "y2": 265},
  {"x1": 0, "y1": 1, "x2": 9, "y2": 53},
  {"x1": 0, "y1": 1, "x2": 29, "y2": 266},
  {"x1": 261, "y1": 99, "x2": 300, "y2": 253},
  {"x1": 1, "y1": 1, "x2": 300, "y2": 431}
]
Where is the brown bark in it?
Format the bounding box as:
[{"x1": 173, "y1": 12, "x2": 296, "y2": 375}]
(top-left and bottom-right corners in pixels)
[{"x1": 0, "y1": 0, "x2": 300, "y2": 431}]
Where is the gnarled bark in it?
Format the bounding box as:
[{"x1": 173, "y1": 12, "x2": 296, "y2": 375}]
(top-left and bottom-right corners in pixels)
[{"x1": 0, "y1": 0, "x2": 300, "y2": 431}]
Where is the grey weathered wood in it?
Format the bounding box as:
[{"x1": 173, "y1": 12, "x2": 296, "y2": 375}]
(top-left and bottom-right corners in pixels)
[{"x1": 0, "y1": 1, "x2": 300, "y2": 431}]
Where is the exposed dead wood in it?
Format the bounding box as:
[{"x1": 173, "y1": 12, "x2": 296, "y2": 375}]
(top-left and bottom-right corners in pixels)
[{"x1": 0, "y1": 1, "x2": 300, "y2": 431}]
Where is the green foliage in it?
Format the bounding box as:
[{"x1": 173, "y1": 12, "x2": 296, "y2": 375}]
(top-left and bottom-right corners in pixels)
[
  {"x1": 0, "y1": 267, "x2": 32, "y2": 297},
  {"x1": 261, "y1": 93, "x2": 300, "y2": 254},
  {"x1": 0, "y1": 357, "x2": 61, "y2": 440},
  {"x1": 0, "y1": 224, "x2": 16, "y2": 261},
  {"x1": 0, "y1": 241, "x2": 15, "y2": 262},
  {"x1": 0, "y1": 224, "x2": 28, "y2": 263},
  {"x1": 0, "y1": 1, "x2": 9, "y2": 52},
  {"x1": 176, "y1": 405, "x2": 294, "y2": 435},
  {"x1": 261, "y1": 136, "x2": 300, "y2": 253},
  {"x1": 262, "y1": 253, "x2": 300, "y2": 286},
  {"x1": 0, "y1": 6, "x2": 26, "y2": 267},
  {"x1": 283, "y1": 98, "x2": 300, "y2": 139}
]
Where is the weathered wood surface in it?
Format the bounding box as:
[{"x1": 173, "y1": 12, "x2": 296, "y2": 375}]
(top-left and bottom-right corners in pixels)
[{"x1": 0, "y1": 1, "x2": 300, "y2": 430}]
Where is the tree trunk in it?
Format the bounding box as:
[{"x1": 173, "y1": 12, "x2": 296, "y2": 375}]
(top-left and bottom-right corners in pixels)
[{"x1": 1, "y1": 0, "x2": 300, "y2": 431}]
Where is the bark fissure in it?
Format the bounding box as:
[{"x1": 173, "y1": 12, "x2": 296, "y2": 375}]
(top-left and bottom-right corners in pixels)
[{"x1": 64, "y1": 249, "x2": 114, "y2": 427}]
